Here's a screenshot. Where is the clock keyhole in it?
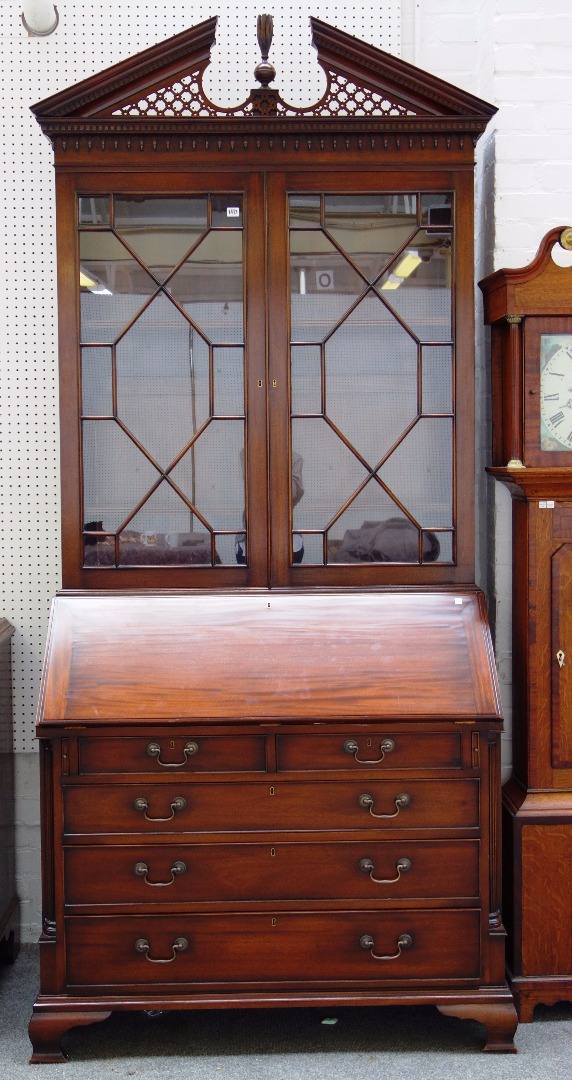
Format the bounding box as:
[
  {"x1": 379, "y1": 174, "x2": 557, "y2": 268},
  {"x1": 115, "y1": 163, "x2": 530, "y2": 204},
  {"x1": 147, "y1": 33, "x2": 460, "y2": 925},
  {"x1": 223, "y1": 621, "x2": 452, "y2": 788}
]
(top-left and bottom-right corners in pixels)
[{"x1": 557, "y1": 649, "x2": 565, "y2": 668}]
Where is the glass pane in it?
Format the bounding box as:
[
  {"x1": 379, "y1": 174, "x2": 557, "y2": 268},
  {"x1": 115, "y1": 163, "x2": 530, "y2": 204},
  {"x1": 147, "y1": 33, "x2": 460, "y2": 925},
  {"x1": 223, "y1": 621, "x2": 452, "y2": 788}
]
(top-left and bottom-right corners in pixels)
[
  {"x1": 169, "y1": 419, "x2": 245, "y2": 531},
  {"x1": 430, "y1": 531, "x2": 453, "y2": 563},
  {"x1": 79, "y1": 196, "x2": 110, "y2": 226},
  {"x1": 324, "y1": 194, "x2": 417, "y2": 282},
  {"x1": 213, "y1": 347, "x2": 244, "y2": 416},
  {"x1": 211, "y1": 195, "x2": 243, "y2": 227},
  {"x1": 376, "y1": 229, "x2": 452, "y2": 342},
  {"x1": 420, "y1": 193, "x2": 452, "y2": 227},
  {"x1": 80, "y1": 231, "x2": 157, "y2": 342},
  {"x1": 82, "y1": 419, "x2": 159, "y2": 535},
  {"x1": 81, "y1": 347, "x2": 113, "y2": 415},
  {"x1": 422, "y1": 345, "x2": 453, "y2": 414},
  {"x1": 114, "y1": 196, "x2": 208, "y2": 280},
  {"x1": 116, "y1": 296, "x2": 209, "y2": 469},
  {"x1": 169, "y1": 231, "x2": 243, "y2": 344},
  {"x1": 289, "y1": 195, "x2": 321, "y2": 228},
  {"x1": 290, "y1": 230, "x2": 367, "y2": 343},
  {"x1": 328, "y1": 495, "x2": 423, "y2": 563},
  {"x1": 291, "y1": 346, "x2": 322, "y2": 415},
  {"x1": 325, "y1": 295, "x2": 418, "y2": 466},
  {"x1": 117, "y1": 481, "x2": 215, "y2": 566},
  {"x1": 292, "y1": 532, "x2": 324, "y2": 565},
  {"x1": 378, "y1": 418, "x2": 453, "y2": 528},
  {"x1": 291, "y1": 417, "x2": 367, "y2": 532}
]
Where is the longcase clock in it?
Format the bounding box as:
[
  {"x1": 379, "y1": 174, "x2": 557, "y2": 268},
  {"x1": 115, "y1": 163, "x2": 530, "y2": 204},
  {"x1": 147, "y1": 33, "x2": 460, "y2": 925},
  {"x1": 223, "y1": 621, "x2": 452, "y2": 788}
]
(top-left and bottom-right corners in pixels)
[{"x1": 481, "y1": 226, "x2": 572, "y2": 1020}]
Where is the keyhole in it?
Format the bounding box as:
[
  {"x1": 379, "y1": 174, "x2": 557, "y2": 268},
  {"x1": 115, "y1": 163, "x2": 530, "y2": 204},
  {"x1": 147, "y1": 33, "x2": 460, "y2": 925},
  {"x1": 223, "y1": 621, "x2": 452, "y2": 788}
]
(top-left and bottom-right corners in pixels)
[{"x1": 557, "y1": 649, "x2": 565, "y2": 668}]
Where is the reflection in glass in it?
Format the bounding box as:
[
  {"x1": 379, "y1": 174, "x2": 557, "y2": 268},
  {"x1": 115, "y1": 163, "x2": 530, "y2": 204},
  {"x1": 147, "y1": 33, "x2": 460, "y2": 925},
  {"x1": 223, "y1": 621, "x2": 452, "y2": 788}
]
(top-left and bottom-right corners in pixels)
[
  {"x1": 169, "y1": 231, "x2": 243, "y2": 344},
  {"x1": 378, "y1": 418, "x2": 453, "y2": 528},
  {"x1": 324, "y1": 295, "x2": 418, "y2": 466},
  {"x1": 116, "y1": 481, "x2": 215, "y2": 567},
  {"x1": 422, "y1": 346, "x2": 453, "y2": 414},
  {"x1": 82, "y1": 419, "x2": 159, "y2": 534},
  {"x1": 115, "y1": 298, "x2": 209, "y2": 469},
  {"x1": 291, "y1": 346, "x2": 322, "y2": 415},
  {"x1": 79, "y1": 196, "x2": 110, "y2": 226},
  {"x1": 211, "y1": 195, "x2": 243, "y2": 227},
  {"x1": 114, "y1": 196, "x2": 208, "y2": 277},
  {"x1": 324, "y1": 195, "x2": 417, "y2": 283},
  {"x1": 169, "y1": 419, "x2": 245, "y2": 532},
  {"x1": 288, "y1": 192, "x2": 455, "y2": 567},
  {"x1": 81, "y1": 347, "x2": 113, "y2": 416},
  {"x1": 80, "y1": 231, "x2": 157, "y2": 343},
  {"x1": 420, "y1": 193, "x2": 452, "y2": 227},
  {"x1": 377, "y1": 229, "x2": 452, "y2": 341},
  {"x1": 292, "y1": 417, "x2": 368, "y2": 532},
  {"x1": 289, "y1": 195, "x2": 321, "y2": 227},
  {"x1": 431, "y1": 531, "x2": 453, "y2": 563},
  {"x1": 213, "y1": 347, "x2": 244, "y2": 416}
]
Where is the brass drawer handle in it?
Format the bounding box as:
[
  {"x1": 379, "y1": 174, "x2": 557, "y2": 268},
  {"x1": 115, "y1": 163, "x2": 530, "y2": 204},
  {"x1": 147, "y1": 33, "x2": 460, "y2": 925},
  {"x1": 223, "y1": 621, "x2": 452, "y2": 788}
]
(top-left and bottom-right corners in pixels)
[
  {"x1": 344, "y1": 738, "x2": 395, "y2": 763},
  {"x1": 358, "y1": 856, "x2": 411, "y2": 883},
  {"x1": 134, "y1": 860, "x2": 187, "y2": 886},
  {"x1": 146, "y1": 741, "x2": 199, "y2": 766},
  {"x1": 358, "y1": 792, "x2": 411, "y2": 818},
  {"x1": 135, "y1": 937, "x2": 189, "y2": 963},
  {"x1": 133, "y1": 796, "x2": 187, "y2": 821},
  {"x1": 359, "y1": 932, "x2": 413, "y2": 960}
]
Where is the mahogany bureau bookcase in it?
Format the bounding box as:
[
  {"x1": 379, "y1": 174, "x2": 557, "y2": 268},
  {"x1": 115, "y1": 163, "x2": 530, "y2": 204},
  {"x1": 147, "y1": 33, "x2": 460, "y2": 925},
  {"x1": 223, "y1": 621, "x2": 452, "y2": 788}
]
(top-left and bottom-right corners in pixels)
[{"x1": 28, "y1": 14, "x2": 517, "y2": 1060}]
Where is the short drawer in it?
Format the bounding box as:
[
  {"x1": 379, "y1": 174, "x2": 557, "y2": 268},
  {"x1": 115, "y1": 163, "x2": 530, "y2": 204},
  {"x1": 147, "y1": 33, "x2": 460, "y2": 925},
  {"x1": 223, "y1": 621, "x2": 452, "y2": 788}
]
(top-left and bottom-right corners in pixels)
[
  {"x1": 78, "y1": 735, "x2": 267, "y2": 775},
  {"x1": 64, "y1": 909, "x2": 481, "y2": 988},
  {"x1": 63, "y1": 778, "x2": 479, "y2": 835},
  {"x1": 64, "y1": 839, "x2": 480, "y2": 906},
  {"x1": 276, "y1": 732, "x2": 462, "y2": 772}
]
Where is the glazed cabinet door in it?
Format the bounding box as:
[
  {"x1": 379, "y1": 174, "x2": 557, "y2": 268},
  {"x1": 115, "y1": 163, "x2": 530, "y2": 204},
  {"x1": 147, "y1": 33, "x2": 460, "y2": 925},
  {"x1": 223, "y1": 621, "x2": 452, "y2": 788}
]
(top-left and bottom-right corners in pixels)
[
  {"x1": 60, "y1": 169, "x2": 474, "y2": 589},
  {"x1": 61, "y1": 171, "x2": 270, "y2": 589}
]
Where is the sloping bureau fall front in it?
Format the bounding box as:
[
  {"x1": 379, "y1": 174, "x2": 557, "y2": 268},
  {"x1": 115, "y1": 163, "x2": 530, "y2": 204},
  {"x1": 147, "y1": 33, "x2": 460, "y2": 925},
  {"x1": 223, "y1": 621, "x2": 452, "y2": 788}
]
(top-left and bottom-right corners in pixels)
[{"x1": 29, "y1": 590, "x2": 517, "y2": 1060}]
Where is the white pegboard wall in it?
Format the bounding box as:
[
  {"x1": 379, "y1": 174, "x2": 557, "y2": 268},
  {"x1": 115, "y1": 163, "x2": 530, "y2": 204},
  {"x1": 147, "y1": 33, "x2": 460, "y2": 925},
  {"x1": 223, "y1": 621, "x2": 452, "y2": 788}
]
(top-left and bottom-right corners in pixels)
[{"x1": 0, "y1": 2, "x2": 401, "y2": 752}]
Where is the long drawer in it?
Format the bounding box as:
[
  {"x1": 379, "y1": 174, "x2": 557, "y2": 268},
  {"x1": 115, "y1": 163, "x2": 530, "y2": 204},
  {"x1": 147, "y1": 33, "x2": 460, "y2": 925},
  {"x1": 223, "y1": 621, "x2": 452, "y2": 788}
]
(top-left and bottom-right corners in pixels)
[
  {"x1": 63, "y1": 778, "x2": 480, "y2": 835},
  {"x1": 64, "y1": 909, "x2": 482, "y2": 988},
  {"x1": 64, "y1": 839, "x2": 480, "y2": 905}
]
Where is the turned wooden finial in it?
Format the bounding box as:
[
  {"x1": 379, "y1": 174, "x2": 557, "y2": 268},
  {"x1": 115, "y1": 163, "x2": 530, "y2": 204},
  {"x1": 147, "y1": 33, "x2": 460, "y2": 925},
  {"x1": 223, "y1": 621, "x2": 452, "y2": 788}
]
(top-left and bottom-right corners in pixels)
[{"x1": 254, "y1": 14, "x2": 276, "y2": 87}]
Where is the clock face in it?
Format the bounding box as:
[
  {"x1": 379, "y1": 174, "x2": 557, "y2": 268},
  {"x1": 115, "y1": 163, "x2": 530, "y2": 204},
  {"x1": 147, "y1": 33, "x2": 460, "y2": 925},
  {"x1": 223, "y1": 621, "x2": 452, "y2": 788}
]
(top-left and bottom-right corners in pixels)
[{"x1": 540, "y1": 334, "x2": 572, "y2": 450}]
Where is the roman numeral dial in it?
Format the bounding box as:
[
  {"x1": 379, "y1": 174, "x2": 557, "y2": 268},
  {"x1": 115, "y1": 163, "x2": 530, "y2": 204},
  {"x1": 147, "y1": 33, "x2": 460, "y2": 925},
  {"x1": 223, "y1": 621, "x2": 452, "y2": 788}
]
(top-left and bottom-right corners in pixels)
[{"x1": 540, "y1": 337, "x2": 572, "y2": 450}]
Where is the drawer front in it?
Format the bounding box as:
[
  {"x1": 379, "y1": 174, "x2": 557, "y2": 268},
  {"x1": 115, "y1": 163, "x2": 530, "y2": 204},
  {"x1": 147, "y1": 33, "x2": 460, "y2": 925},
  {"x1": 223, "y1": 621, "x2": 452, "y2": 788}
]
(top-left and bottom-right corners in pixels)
[
  {"x1": 64, "y1": 839, "x2": 480, "y2": 905},
  {"x1": 78, "y1": 735, "x2": 267, "y2": 775},
  {"x1": 63, "y1": 779, "x2": 479, "y2": 835},
  {"x1": 277, "y1": 732, "x2": 462, "y2": 772},
  {"x1": 64, "y1": 909, "x2": 481, "y2": 987}
]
